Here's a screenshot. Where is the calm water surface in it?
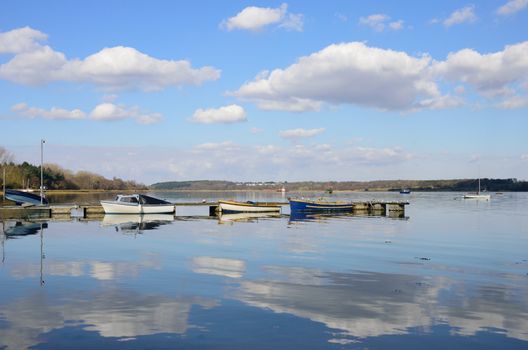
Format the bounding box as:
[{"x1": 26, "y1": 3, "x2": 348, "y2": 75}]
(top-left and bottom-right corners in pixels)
[{"x1": 1, "y1": 192, "x2": 527, "y2": 349}]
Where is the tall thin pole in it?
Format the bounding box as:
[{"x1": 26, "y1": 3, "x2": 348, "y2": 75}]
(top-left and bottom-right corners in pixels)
[
  {"x1": 2, "y1": 167, "x2": 5, "y2": 202},
  {"x1": 40, "y1": 139, "x2": 45, "y2": 204}
]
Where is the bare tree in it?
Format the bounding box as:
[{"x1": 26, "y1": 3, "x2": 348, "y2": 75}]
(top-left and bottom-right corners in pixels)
[{"x1": 0, "y1": 146, "x2": 14, "y2": 164}]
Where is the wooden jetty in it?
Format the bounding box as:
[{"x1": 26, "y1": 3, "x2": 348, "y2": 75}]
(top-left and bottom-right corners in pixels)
[{"x1": 0, "y1": 200, "x2": 408, "y2": 220}]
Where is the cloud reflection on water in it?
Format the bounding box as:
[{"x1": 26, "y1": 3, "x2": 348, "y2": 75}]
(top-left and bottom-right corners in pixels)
[
  {"x1": 8, "y1": 253, "x2": 161, "y2": 281},
  {"x1": 234, "y1": 266, "x2": 528, "y2": 343},
  {"x1": 191, "y1": 256, "x2": 246, "y2": 278},
  {"x1": 0, "y1": 289, "x2": 217, "y2": 350}
]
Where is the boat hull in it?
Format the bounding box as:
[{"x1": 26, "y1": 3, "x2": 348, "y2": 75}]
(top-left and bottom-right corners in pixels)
[
  {"x1": 289, "y1": 198, "x2": 353, "y2": 212},
  {"x1": 5, "y1": 189, "x2": 48, "y2": 205},
  {"x1": 218, "y1": 200, "x2": 281, "y2": 213},
  {"x1": 100, "y1": 201, "x2": 175, "y2": 214},
  {"x1": 463, "y1": 194, "x2": 490, "y2": 200}
]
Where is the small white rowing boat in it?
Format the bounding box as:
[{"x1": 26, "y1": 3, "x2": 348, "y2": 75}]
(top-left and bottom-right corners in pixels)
[
  {"x1": 100, "y1": 194, "x2": 175, "y2": 214},
  {"x1": 217, "y1": 200, "x2": 281, "y2": 213}
]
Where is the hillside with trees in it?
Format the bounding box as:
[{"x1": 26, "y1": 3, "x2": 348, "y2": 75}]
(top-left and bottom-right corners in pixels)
[{"x1": 1, "y1": 147, "x2": 146, "y2": 191}]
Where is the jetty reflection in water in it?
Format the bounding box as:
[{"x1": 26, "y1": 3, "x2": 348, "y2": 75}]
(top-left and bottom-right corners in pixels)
[{"x1": 0, "y1": 192, "x2": 527, "y2": 349}]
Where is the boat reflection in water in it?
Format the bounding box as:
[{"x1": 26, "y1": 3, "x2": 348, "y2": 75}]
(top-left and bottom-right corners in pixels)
[
  {"x1": 101, "y1": 214, "x2": 175, "y2": 234},
  {"x1": 288, "y1": 211, "x2": 354, "y2": 223},
  {"x1": 2, "y1": 221, "x2": 48, "y2": 238},
  {"x1": 289, "y1": 211, "x2": 408, "y2": 223},
  {"x1": 289, "y1": 211, "x2": 409, "y2": 222},
  {"x1": 1, "y1": 220, "x2": 48, "y2": 286},
  {"x1": 218, "y1": 212, "x2": 282, "y2": 224}
]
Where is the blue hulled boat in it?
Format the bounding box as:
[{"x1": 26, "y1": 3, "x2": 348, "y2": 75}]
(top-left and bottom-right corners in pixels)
[
  {"x1": 289, "y1": 198, "x2": 354, "y2": 212},
  {"x1": 5, "y1": 189, "x2": 48, "y2": 206}
]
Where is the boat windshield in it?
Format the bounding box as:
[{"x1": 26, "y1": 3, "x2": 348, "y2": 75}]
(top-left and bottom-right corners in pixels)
[{"x1": 118, "y1": 196, "x2": 139, "y2": 203}]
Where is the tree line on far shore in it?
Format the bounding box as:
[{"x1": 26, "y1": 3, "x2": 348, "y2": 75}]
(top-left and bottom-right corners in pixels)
[
  {"x1": 0, "y1": 147, "x2": 146, "y2": 191},
  {"x1": 151, "y1": 178, "x2": 528, "y2": 192}
]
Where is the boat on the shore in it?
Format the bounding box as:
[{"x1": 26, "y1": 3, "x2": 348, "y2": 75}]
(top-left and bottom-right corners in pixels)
[
  {"x1": 217, "y1": 200, "x2": 281, "y2": 214},
  {"x1": 5, "y1": 189, "x2": 48, "y2": 206},
  {"x1": 289, "y1": 198, "x2": 354, "y2": 212},
  {"x1": 463, "y1": 179, "x2": 490, "y2": 200},
  {"x1": 400, "y1": 189, "x2": 411, "y2": 194},
  {"x1": 100, "y1": 194, "x2": 175, "y2": 214}
]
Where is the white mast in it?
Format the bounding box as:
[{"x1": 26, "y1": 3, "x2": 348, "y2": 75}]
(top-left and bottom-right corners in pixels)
[{"x1": 40, "y1": 139, "x2": 45, "y2": 204}]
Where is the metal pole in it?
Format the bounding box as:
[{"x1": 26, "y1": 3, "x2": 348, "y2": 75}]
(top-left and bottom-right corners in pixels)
[
  {"x1": 2, "y1": 167, "x2": 5, "y2": 202},
  {"x1": 40, "y1": 139, "x2": 45, "y2": 204}
]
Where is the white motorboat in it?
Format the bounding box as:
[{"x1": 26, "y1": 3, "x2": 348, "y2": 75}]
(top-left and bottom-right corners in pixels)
[
  {"x1": 100, "y1": 194, "x2": 175, "y2": 214},
  {"x1": 463, "y1": 179, "x2": 490, "y2": 200},
  {"x1": 217, "y1": 200, "x2": 281, "y2": 213}
]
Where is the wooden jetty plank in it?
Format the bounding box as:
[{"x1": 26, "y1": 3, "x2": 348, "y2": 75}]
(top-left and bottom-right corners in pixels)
[{"x1": 0, "y1": 206, "x2": 51, "y2": 219}]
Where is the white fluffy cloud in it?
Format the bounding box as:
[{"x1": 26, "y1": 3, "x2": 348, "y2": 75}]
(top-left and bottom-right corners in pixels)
[
  {"x1": 62, "y1": 46, "x2": 220, "y2": 91},
  {"x1": 90, "y1": 103, "x2": 131, "y2": 121},
  {"x1": 413, "y1": 95, "x2": 464, "y2": 110},
  {"x1": 443, "y1": 6, "x2": 477, "y2": 27},
  {"x1": 12, "y1": 102, "x2": 86, "y2": 120},
  {"x1": 359, "y1": 14, "x2": 389, "y2": 31},
  {"x1": 359, "y1": 14, "x2": 404, "y2": 32},
  {"x1": 279, "y1": 128, "x2": 325, "y2": 139},
  {"x1": 90, "y1": 103, "x2": 163, "y2": 124},
  {"x1": 0, "y1": 26, "x2": 47, "y2": 54},
  {"x1": 233, "y1": 42, "x2": 441, "y2": 111},
  {"x1": 388, "y1": 20, "x2": 404, "y2": 30},
  {"x1": 434, "y1": 41, "x2": 528, "y2": 97},
  {"x1": 233, "y1": 40, "x2": 528, "y2": 112},
  {"x1": 221, "y1": 3, "x2": 303, "y2": 32},
  {"x1": 10, "y1": 101, "x2": 163, "y2": 124},
  {"x1": 190, "y1": 104, "x2": 247, "y2": 124},
  {"x1": 496, "y1": 95, "x2": 528, "y2": 109},
  {"x1": 0, "y1": 27, "x2": 220, "y2": 90},
  {"x1": 497, "y1": 0, "x2": 528, "y2": 15}
]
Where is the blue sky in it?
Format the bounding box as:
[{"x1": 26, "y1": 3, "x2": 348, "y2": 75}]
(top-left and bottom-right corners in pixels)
[{"x1": 1, "y1": 0, "x2": 527, "y2": 184}]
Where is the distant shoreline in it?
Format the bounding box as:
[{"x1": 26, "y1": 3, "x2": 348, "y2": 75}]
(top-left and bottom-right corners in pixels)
[
  {"x1": 1, "y1": 189, "x2": 524, "y2": 196},
  {"x1": 149, "y1": 179, "x2": 528, "y2": 192}
]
